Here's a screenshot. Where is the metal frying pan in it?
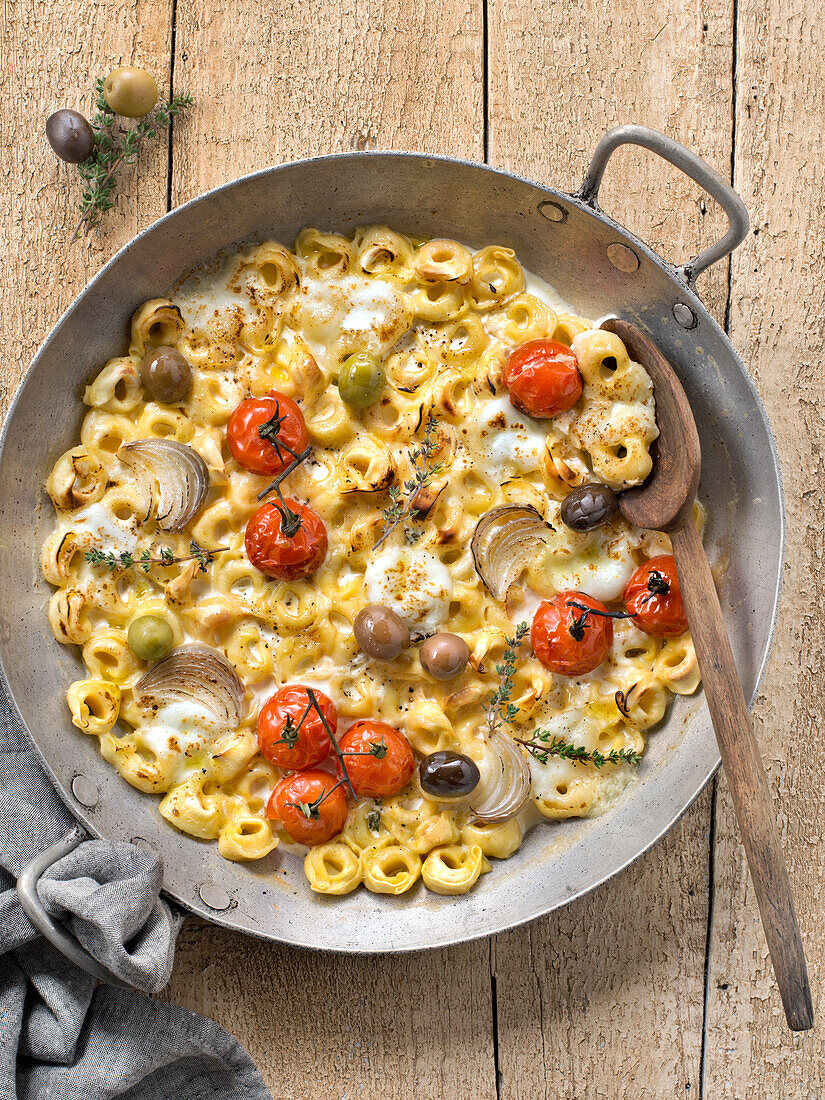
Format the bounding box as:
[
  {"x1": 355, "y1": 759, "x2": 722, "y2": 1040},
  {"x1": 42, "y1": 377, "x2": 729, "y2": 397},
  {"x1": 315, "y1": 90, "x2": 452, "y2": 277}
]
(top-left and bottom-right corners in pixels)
[{"x1": 0, "y1": 126, "x2": 782, "y2": 954}]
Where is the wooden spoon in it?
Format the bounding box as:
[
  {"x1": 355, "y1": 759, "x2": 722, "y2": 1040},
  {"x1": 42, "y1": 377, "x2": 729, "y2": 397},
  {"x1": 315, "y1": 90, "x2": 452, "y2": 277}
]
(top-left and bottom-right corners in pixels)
[{"x1": 602, "y1": 318, "x2": 812, "y2": 1031}]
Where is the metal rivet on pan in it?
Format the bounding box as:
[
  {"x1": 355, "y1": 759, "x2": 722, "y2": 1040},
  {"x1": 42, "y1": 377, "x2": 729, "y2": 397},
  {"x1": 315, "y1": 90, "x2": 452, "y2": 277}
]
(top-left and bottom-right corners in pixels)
[
  {"x1": 537, "y1": 200, "x2": 567, "y2": 223},
  {"x1": 673, "y1": 302, "x2": 697, "y2": 329},
  {"x1": 71, "y1": 775, "x2": 99, "y2": 808},
  {"x1": 606, "y1": 242, "x2": 640, "y2": 273},
  {"x1": 198, "y1": 884, "x2": 233, "y2": 911}
]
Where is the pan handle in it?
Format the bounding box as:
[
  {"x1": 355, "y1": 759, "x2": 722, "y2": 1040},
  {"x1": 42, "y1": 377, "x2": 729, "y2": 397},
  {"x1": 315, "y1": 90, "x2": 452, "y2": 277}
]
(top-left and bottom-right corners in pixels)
[
  {"x1": 576, "y1": 124, "x2": 749, "y2": 286},
  {"x1": 16, "y1": 827, "x2": 137, "y2": 990}
]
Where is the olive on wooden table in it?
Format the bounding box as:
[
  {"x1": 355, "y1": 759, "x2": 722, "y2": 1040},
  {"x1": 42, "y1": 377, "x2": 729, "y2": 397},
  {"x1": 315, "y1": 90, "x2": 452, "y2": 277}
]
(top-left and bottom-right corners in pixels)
[
  {"x1": 103, "y1": 66, "x2": 158, "y2": 118},
  {"x1": 353, "y1": 604, "x2": 410, "y2": 660},
  {"x1": 419, "y1": 632, "x2": 470, "y2": 680},
  {"x1": 337, "y1": 352, "x2": 386, "y2": 409},
  {"x1": 560, "y1": 482, "x2": 618, "y2": 532},
  {"x1": 140, "y1": 346, "x2": 192, "y2": 403},
  {"x1": 46, "y1": 110, "x2": 95, "y2": 163},
  {"x1": 128, "y1": 615, "x2": 174, "y2": 661},
  {"x1": 419, "y1": 751, "x2": 480, "y2": 801}
]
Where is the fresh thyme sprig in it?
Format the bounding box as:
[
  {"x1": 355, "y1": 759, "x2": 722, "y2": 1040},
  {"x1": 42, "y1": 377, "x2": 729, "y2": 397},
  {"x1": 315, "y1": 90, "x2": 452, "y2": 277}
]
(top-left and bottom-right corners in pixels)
[
  {"x1": 73, "y1": 78, "x2": 193, "y2": 240},
  {"x1": 283, "y1": 691, "x2": 392, "y2": 820},
  {"x1": 304, "y1": 688, "x2": 356, "y2": 801},
  {"x1": 514, "y1": 733, "x2": 642, "y2": 770},
  {"x1": 84, "y1": 540, "x2": 225, "y2": 574},
  {"x1": 484, "y1": 621, "x2": 529, "y2": 738},
  {"x1": 374, "y1": 413, "x2": 444, "y2": 549}
]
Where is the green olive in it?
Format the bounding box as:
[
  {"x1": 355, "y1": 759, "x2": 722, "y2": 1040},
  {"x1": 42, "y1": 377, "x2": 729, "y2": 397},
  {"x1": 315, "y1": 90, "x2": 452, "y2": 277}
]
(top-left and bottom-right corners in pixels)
[
  {"x1": 128, "y1": 615, "x2": 174, "y2": 661},
  {"x1": 103, "y1": 66, "x2": 159, "y2": 118},
  {"x1": 337, "y1": 352, "x2": 386, "y2": 409},
  {"x1": 140, "y1": 346, "x2": 192, "y2": 403}
]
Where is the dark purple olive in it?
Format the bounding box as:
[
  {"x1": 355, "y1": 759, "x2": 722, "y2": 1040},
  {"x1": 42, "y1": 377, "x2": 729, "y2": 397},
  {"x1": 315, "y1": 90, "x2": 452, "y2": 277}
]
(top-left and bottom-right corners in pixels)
[
  {"x1": 140, "y1": 346, "x2": 192, "y2": 403},
  {"x1": 560, "y1": 483, "x2": 618, "y2": 532},
  {"x1": 419, "y1": 751, "x2": 480, "y2": 801},
  {"x1": 353, "y1": 605, "x2": 410, "y2": 660},
  {"x1": 46, "y1": 109, "x2": 95, "y2": 163},
  {"x1": 419, "y1": 632, "x2": 470, "y2": 680}
]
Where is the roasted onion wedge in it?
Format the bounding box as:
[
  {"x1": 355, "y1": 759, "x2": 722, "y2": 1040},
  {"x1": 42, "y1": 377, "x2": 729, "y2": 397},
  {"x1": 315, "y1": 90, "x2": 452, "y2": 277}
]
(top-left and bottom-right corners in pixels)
[
  {"x1": 119, "y1": 439, "x2": 209, "y2": 531},
  {"x1": 470, "y1": 731, "x2": 532, "y2": 823},
  {"x1": 471, "y1": 504, "x2": 553, "y2": 601},
  {"x1": 135, "y1": 644, "x2": 243, "y2": 728}
]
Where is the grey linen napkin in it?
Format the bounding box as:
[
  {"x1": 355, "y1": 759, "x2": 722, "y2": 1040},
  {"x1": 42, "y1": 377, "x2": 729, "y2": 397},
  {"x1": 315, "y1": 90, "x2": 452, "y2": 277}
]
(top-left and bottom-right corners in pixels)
[{"x1": 0, "y1": 676, "x2": 271, "y2": 1099}]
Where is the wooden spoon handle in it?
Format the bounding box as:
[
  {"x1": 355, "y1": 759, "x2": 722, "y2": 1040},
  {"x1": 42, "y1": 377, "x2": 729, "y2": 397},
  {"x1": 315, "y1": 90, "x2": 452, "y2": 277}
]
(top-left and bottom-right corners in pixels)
[{"x1": 671, "y1": 520, "x2": 813, "y2": 1030}]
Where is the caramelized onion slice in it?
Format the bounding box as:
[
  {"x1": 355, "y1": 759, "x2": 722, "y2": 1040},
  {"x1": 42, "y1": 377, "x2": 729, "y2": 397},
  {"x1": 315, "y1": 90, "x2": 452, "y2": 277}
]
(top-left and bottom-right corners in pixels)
[
  {"x1": 471, "y1": 731, "x2": 531, "y2": 823},
  {"x1": 135, "y1": 644, "x2": 243, "y2": 728},
  {"x1": 120, "y1": 439, "x2": 209, "y2": 531},
  {"x1": 471, "y1": 504, "x2": 553, "y2": 601}
]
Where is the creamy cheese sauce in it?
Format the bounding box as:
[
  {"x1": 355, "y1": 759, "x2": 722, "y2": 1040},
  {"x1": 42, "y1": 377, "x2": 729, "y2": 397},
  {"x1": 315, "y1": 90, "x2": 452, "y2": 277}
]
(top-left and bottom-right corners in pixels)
[
  {"x1": 365, "y1": 546, "x2": 452, "y2": 632},
  {"x1": 61, "y1": 501, "x2": 140, "y2": 553},
  {"x1": 461, "y1": 394, "x2": 549, "y2": 478},
  {"x1": 138, "y1": 700, "x2": 224, "y2": 761}
]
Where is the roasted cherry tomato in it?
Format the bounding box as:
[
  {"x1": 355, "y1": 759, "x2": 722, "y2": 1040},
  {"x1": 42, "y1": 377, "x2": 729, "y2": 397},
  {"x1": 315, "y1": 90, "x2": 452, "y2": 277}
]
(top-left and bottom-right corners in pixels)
[
  {"x1": 227, "y1": 390, "x2": 308, "y2": 475},
  {"x1": 531, "y1": 590, "x2": 613, "y2": 676},
  {"x1": 338, "y1": 721, "x2": 415, "y2": 798},
  {"x1": 267, "y1": 769, "x2": 348, "y2": 846},
  {"x1": 503, "y1": 339, "x2": 583, "y2": 418},
  {"x1": 245, "y1": 498, "x2": 328, "y2": 580},
  {"x1": 624, "y1": 555, "x2": 687, "y2": 638},
  {"x1": 257, "y1": 685, "x2": 336, "y2": 771}
]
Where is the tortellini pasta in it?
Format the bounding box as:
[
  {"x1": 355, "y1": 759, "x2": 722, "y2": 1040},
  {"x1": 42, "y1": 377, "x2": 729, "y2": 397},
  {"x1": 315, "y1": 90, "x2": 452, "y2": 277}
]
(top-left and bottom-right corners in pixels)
[{"x1": 42, "y1": 225, "x2": 700, "y2": 897}]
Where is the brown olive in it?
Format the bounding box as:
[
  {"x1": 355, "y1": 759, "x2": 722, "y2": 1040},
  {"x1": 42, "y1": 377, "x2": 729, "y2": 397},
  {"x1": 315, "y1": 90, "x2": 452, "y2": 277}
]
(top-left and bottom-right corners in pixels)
[
  {"x1": 419, "y1": 632, "x2": 470, "y2": 680},
  {"x1": 103, "y1": 66, "x2": 158, "y2": 118},
  {"x1": 140, "y1": 346, "x2": 192, "y2": 403},
  {"x1": 353, "y1": 605, "x2": 410, "y2": 660},
  {"x1": 46, "y1": 110, "x2": 95, "y2": 163},
  {"x1": 419, "y1": 751, "x2": 480, "y2": 801},
  {"x1": 560, "y1": 483, "x2": 618, "y2": 532}
]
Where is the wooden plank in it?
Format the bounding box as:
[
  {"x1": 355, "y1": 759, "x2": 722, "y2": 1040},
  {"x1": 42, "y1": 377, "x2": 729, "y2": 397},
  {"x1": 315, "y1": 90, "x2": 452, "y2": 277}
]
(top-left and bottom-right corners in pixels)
[
  {"x1": 0, "y1": 2, "x2": 173, "y2": 405},
  {"x1": 486, "y1": 2, "x2": 735, "y2": 1095},
  {"x1": 159, "y1": 3, "x2": 494, "y2": 1096},
  {"x1": 165, "y1": 921, "x2": 497, "y2": 1099},
  {"x1": 170, "y1": 0, "x2": 484, "y2": 198},
  {"x1": 703, "y1": 0, "x2": 825, "y2": 1089},
  {"x1": 488, "y1": 0, "x2": 734, "y2": 322},
  {"x1": 492, "y1": 798, "x2": 712, "y2": 1100}
]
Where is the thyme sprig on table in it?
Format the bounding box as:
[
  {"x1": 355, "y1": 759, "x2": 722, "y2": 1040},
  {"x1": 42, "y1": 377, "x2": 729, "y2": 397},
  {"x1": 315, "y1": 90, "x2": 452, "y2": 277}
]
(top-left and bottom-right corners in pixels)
[
  {"x1": 484, "y1": 621, "x2": 529, "y2": 738},
  {"x1": 85, "y1": 540, "x2": 225, "y2": 574},
  {"x1": 374, "y1": 413, "x2": 444, "y2": 549},
  {"x1": 73, "y1": 78, "x2": 193, "y2": 240},
  {"x1": 514, "y1": 733, "x2": 642, "y2": 770}
]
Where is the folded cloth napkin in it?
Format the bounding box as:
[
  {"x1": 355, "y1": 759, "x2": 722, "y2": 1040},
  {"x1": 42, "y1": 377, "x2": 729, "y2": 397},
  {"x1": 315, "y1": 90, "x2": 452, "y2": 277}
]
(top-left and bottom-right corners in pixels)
[{"x1": 0, "y1": 676, "x2": 271, "y2": 1100}]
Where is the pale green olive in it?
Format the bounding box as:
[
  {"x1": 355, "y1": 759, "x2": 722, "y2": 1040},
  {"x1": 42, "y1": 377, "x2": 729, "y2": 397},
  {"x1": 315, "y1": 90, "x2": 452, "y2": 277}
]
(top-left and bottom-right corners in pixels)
[
  {"x1": 104, "y1": 66, "x2": 159, "y2": 118},
  {"x1": 337, "y1": 352, "x2": 386, "y2": 409},
  {"x1": 128, "y1": 615, "x2": 174, "y2": 661}
]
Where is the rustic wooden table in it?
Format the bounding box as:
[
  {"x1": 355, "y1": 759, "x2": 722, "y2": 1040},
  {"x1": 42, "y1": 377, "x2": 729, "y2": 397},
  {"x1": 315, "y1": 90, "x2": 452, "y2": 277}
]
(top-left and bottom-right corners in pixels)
[{"x1": 3, "y1": 0, "x2": 822, "y2": 1095}]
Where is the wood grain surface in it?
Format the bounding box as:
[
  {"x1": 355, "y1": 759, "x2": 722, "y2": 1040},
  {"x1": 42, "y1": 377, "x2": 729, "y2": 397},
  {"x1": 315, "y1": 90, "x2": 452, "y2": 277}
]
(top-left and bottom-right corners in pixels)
[{"x1": 1, "y1": 0, "x2": 822, "y2": 1094}]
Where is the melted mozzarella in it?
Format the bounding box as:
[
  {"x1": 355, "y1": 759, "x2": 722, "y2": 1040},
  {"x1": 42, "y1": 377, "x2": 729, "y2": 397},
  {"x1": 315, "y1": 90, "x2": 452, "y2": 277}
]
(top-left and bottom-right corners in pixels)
[
  {"x1": 62, "y1": 501, "x2": 140, "y2": 553},
  {"x1": 464, "y1": 394, "x2": 549, "y2": 478},
  {"x1": 542, "y1": 539, "x2": 636, "y2": 603},
  {"x1": 292, "y1": 274, "x2": 412, "y2": 369},
  {"x1": 365, "y1": 547, "x2": 452, "y2": 632},
  {"x1": 138, "y1": 700, "x2": 224, "y2": 761}
]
